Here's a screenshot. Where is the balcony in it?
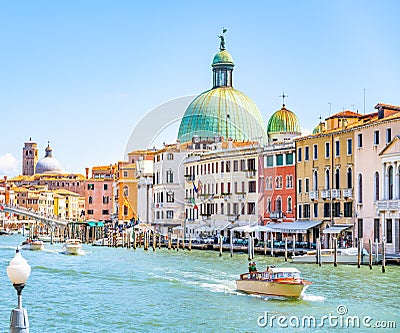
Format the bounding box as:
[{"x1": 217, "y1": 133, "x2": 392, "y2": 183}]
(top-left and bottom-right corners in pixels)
[
  {"x1": 245, "y1": 170, "x2": 257, "y2": 178},
  {"x1": 376, "y1": 200, "x2": 400, "y2": 212},
  {"x1": 343, "y1": 188, "x2": 353, "y2": 199},
  {"x1": 270, "y1": 211, "x2": 284, "y2": 219},
  {"x1": 331, "y1": 189, "x2": 341, "y2": 200},
  {"x1": 321, "y1": 190, "x2": 331, "y2": 200},
  {"x1": 309, "y1": 190, "x2": 318, "y2": 201}
]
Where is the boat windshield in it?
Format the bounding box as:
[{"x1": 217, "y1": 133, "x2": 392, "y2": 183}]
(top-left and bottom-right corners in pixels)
[{"x1": 272, "y1": 272, "x2": 300, "y2": 279}]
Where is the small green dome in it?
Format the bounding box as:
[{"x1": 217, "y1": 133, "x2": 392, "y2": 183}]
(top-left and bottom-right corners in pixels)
[
  {"x1": 178, "y1": 87, "x2": 267, "y2": 143},
  {"x1": 267, "y1": 104, "x2": 301, "y2": 135},
  {"x1": 212, "y1": 50, "x2": 234, "y2": 65}
]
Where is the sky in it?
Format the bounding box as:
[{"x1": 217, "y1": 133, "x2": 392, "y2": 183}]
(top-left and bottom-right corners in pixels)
[{"x1": 0, "y1": 0, "x2": 399, "y2": 177}]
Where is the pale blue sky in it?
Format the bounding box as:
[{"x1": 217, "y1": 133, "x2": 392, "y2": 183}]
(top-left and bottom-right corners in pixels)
[{"x1": 1, "y1": 0, "x2": 399, "y2": 176}]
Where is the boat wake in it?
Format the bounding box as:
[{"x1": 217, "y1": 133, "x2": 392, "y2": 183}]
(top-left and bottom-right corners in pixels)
[{"x1": 301, "y1": 293, "x2": 325, "y2": 302}]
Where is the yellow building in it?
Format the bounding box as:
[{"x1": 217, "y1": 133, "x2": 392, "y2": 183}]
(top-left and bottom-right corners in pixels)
[
  {"x1": 54, "y1": 189, "x2": 83, "y2": 220},
  {"x1": 295, "y1": 110, "x2": 359, "y2": 247}
]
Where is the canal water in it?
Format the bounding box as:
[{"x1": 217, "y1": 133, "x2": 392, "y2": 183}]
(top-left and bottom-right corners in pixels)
[{"x1": 1, "y1": 234, "x2": 399, "y2": 332}]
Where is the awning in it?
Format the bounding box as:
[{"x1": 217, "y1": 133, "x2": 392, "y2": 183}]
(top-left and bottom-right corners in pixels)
[
  {"x1": 323, "y1": 224, "x2": 352, "y2": 234},
  {"x1": 267, "y1": 220, "x2": 323, "y2": 234},
  {"x1": 87, "y1": 221, "x2": 104, "y2": 227}
]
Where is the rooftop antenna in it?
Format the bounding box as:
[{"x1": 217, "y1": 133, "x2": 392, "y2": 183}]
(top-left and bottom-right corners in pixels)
[
  {"x1": 279, "y1": 91, "x2": 288, "y2": 106},
  {"x1": 363, "y1": 88, "x2": 366, "y2": 114}
]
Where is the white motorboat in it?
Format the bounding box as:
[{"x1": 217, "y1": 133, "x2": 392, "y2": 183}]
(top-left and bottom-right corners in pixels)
[
  {"x1": 21, "y1": 238, "x2": 44, "y2": 251},
  {"x1": 63, "y1": 239, "x2": 83, "y2": 255},
  {"x1": 291, "y1": 247, "x2": 378, "y2": 264},
  {"x1": 236, "y1": 266, "x2": 312, "y2": 298}
]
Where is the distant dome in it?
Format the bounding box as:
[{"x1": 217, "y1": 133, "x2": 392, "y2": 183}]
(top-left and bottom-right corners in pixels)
[
  {"x1": 178, "y1": 87, "x2": 267, "y2": 143},
  {"x1": 35, "y1": 144, "x2": 62, "y2": 174},
  {"x1": 267, "y1": 104, "x2": 301, "y2": 142}
]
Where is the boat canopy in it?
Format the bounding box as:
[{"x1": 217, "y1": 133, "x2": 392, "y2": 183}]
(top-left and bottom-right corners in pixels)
[
  {"x1": 267, "y1": 220, "x2": 323, "y2": 234},
  {"x1": 322, "y1": 224, "x2": 352, "y2": 234},
  {"x1": 268, "y1": 267, "x2": 300, "y2": 274}
]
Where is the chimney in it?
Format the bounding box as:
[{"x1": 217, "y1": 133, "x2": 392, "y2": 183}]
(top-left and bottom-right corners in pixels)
[
  {"x1": 85, "y1": 167, "x2": 89, "y2": 179},
  {"x1": 228, "y1": 138, "x2": 233, "y2": 149}
]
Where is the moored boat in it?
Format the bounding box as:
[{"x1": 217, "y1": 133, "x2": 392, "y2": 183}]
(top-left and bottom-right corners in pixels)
[
  {"x1": 21, "y1": 238, "x2": 44, "y2": 251},
  {"x1": 63, "y1": 239, "x2": 83, "y2": 255},
  {"x1": 236, "y1": 266, "x2": 312, "y2": 298},
  {"x1": 291, "y1": 247, "x2": 379, "y2": 264}
]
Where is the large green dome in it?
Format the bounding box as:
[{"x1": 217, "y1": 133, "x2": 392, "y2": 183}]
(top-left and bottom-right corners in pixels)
[
  {"x1": 267, "y1": 104, "x2": 301, "y2": 142},
  {"x1": 178, "y1": 87, "x2": 267, "y2": 143}
]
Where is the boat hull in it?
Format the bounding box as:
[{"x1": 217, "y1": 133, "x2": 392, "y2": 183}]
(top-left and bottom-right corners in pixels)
[
  {"x1": 21, "y1": 242, "x2": 44, "y2": 251},
  {"x1": 236, "y1": 279, "x2": 308, "y2": 298},
  {"x1": 63, "y1": 245, "x2": 82, "y2": 255}
]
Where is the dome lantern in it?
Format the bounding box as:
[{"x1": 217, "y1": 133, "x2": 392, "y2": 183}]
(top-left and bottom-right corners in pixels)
[{"x1": 212, "y1": 29, "x2": 234, "y2": 88}]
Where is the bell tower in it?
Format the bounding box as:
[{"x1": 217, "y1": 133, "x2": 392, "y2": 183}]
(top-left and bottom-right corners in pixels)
[{"x1": 22, "y1": 138, "x2": 38, "y2": 175}]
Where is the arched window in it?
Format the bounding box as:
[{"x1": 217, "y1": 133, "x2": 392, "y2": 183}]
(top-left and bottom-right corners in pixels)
[
  {"x1": 313, "y1": 170, "x2": 318, "y2": 191},
  {"x1": 123, "y1": 186, "x2": 129, "y2": 197},
  {"x1": 267, "y1": 198, "x2": 271, "y2": 213},
  {"x1": 88, "y1": 196, "x2": 93, "y2": 204},
  {"x1": 347, "y1": 167, "x2": 352, "y2": 189},
  {"x1": 287, "y1": 197, "x2": 292, "y2": 212},
  {"x1": 325, "y1": 169, "x2": 330, "y2": 189},
  {"x1": 374, "y1": 172, "x2": 379, "y2": 201},
  {"x1": 388, "y1": 166, "x2": 394, "y2": 200},
  {"x1": 358, "y1": 174, "x2": 363, "y2": 203},
  {"x1": 335, "y1": 169, "x2": 340, "y2": 189},
  {"x1": 276, "y1": 197, "x2": 282, "y2": 212}
]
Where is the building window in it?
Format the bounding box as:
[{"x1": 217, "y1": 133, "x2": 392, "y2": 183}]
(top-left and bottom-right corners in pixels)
[
  {"x1": 104, "y1": 184, "x2": 108, "y2": 190},
  {"x1": 313, "y1": 144, "x2": 318, "y2": 160},
  {"x1": 323, "y1": 203, "x2": 330, "y2": 218},
  {"x1": 166, "y1": 170, "x2": 174, "y2": 183},
  {"x1": 374, "y1": 130, "x2": 379, "y2": 145},
  {"x1": 325, "y1": 169, "x2": 330, "y2": 190},
  {"x1": 335, "y1": 169, "x2": 340, "y2": 189},
  {"x1": 358, "y1": 219, "x2": 363, "y2": 239},
  {"x1": 313, "y1": 170, "x2": 318, "y2": 191},
  {"x1": 123, "y1": 171, "x2": 128, "y2": 177},
  {"x1": 325, "y1": 142, "x2": 330, "y2": 158},
  {"x1": 386, "y1": 219, "x2": 392, "y2": 243},
  {"x1": 167, "y1": 153, "x2": 174, "y2": 160},
  {"x1": 286, "y1": 153, "x2": 293, "y2": 165},
  {"x1": 388, "y1": 166, "x2": 394, "y2": 200},
  {"x1": 386, "y1": 128, "x2": 392, "y2": 143},
  {"x1": 166, "y1": 210, "x2": 174, "y2": 219},
  {"x1": 347, "y1": 138, "x2": 352, "y2": 155},
  {"x1": 88, "y1": 196, "x2": 93, "y2": 204},
  {"x1": 240, "y1": 159, "x2": 246, "y2": 171},
  {"x1": 304, "y1": 146, "x2": 309, "y2": 161},
  {"x1": 102, "y1": 196, "x2": 109, "y2": 204},
  {"x1": 374, "y1": 218, "x2": 380, "y2": 242},
  {"x1": 374, "y1": 172, "x2": 379, "y2": 201},
  {"x1": 87, "y1": 209, "x2": 94, "y2": 215},
  {"x1": 87, "y1": 184, "x2": 94, "y2": 190},
  {"x1": 297, "y1": 147, "x2": 302, "y2": 162},
  {"x1": 313, "y1": 203, "x2": 318, "y2": 218},
  {"x1": 275, "y1": 176, "x2": 283, "y2": 189},
  {"x1": 357, "y1": 133, "x2": 362, "y2": 148},
  {"x1": 266, "y1": 155, "x2": 274, "y2": 167},
  {"x1": 276, "y1": 154, "x2": 284, "y2": 166},
  {"x1": 233, "y1": 160, "x2": 238, "y2": 171},
  {"x1": 167, "y1": 192, "x2": 174, "y2": 203},
  {"x1": 248, "y1": 181, "x2": 256, "y2": 193},
  {"x1": 347, "y1": 168, "x2": 352, "y2": 189},
  {"x1": 247, "y1": 202, "x2": 255, "y2": 215},
  {"x1": 247, "y1": 158, "x2": 256, "y2": 171},
  {"x1": 287, "y1": 197, "x2": 292, "y2": 212},
  {"x1": 226, "y1": 161, "x2": 231, "y2": 172},
  {"x1": 344, "y1": 202, "x2": 352, "y2": 217},
  {"x1": 304, "y1": 204, "x2": 310, "y2": 218},
  {"x1": 124, "y1": 206, "x2": 128, "y2": 216},
  {"x1": 267, "y1": 198, "x2": 271, "y2": 213},
  {"x1": 298, "y1": 179, "x2": 302, "y2": 194},
  {"x1": 102, "y1": 210, "x2": 109, "y2": 215},
  {"x1": 123, "y1": 186, "x2": 129, "y2": 197},
  {"x1": 332, "y1": 202, "x2": 340, "y2": 217},
  {"x1": 335, "y1": 140, "x2": 340, "y2": 157},
  {"x1": 298, "y1": 205, "x2": 302, "y2": 219},
  {"x1": 358, "y1": 174, "x2": 363, "y2": 203},
  {"x1": 305, "y1": 178, "x2": 309, "y2": 193}
]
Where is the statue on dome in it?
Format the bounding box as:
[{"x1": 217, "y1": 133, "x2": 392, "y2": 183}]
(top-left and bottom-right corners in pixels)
[{"x1": 218, "y1": 28, "x2": 227, "y2": 51}]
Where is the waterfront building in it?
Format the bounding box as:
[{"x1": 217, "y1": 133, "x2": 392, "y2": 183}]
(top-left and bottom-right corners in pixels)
[
  {"x1": 354, "y1": 103, "x2": 400, "y2": 254},
  {"x1": 260, "y1": 103, "x2": 301, "y2": 228},
  {"x1": 22, "y1": 139, "x2": 38, "y2": 176},
  {"x1": 184, "y1": 139, "x2": 262, "y2": 238},
  {"x1": 0, "y1": 176, "x2": 14, "y2": 205},
  {"x1": 84, "y1": 165, "x2": 115, "y2": 221},
  {"x1": 152, "y1": 141, "x2": 188, "y2": 236},
  {"x1": 54, "y1": 189, "x2": 82, "y2": 220},
  {"x1": 295, "y1": 110, "x2": 360, "y2": 248},
  {"x1": 112, "y1": 161, "x2": 138, "y2": 222}
]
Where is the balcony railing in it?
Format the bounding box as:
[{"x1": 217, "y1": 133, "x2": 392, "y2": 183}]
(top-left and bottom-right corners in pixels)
[
  {"x1": 376, "y1": 200, "x2": 400, "y2": 211},
  {"x1": 343, "y1": 188, "x2": 353, "y2": 199},
  {"x1": 321, "y1": 190, "x2": 331, "y2": 200},
  {"x1": 245, "y1": 170, "x2": 257, "y2": 178},
  {"x1": 270, "y1": 211, "x2": 284, "y2": 219},
  {"x1": 331, "y1": 189, "x2": 341, "y2": 199},
  {"x1": 309, "y1": 190, "x2": 318, "y2": 200}
]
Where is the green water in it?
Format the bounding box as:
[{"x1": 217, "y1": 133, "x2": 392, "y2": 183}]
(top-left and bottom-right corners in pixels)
[{"x1": 1, "y1": 234, "x2": 399, "y2": 332}]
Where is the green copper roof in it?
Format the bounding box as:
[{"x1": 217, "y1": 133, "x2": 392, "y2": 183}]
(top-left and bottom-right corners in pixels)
[
  {"x1": 267, "y1": 105, "x2": 301, "y2": 134},
  {"x1": 212, "y1": 50, "x2": 234, "y2": 66},
  {"x1": 178, "y1": 87, "x2": 267, "y2": 143}
]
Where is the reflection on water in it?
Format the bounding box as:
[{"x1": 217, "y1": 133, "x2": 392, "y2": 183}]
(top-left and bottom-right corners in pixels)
[{"x1": 1, "y1": 234, "x2": 399, "y2": 332}]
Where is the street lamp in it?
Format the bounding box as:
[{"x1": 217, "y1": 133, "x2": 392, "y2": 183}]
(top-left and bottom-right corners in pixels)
[{"x1": 7, "y1": 247, "x2": 31, "y2": 333}]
